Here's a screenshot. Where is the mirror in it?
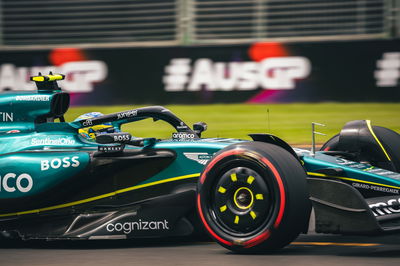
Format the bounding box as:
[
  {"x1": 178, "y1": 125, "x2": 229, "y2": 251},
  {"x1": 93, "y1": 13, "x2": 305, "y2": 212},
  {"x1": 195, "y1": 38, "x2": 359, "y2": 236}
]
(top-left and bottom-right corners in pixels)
[{"x1": 193, "y1": 122, "x2": 207, "y2": 137}]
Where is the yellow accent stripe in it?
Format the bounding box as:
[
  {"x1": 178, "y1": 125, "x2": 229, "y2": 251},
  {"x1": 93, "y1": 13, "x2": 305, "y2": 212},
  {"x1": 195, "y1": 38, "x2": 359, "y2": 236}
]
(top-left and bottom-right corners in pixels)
[
  {"x1": 250, "y1": 211, "x2": 257, "y2": 219},
  {"x1": 0, "y1": 173, "x2": 200, "y2": 218},
  {"x1": 218, "y1": 186, "x2": 227, "y2": 194},
  {"x1": 31, "y1": 74, "x2": 64, "y2": 82},
  {"x1": 230, "y1": 173, "x2": 237, "y2": 182},
  {"x1": 234, "y1": 215, "x2": 239, "y2": 224},
  {"x1": 256, "y1": 194, "x2": 264, "y2": 200},
  {"x1": 220, "y1": 205, "x2": 227, "y2": 212},
  {"x1": 31, "y1": 76, "x2": 45, "y2": 82},
  {"x1": 233, "y1": 187, "x2": 254, "y2": 210},
  {"x1": 307, "y1": 172, "x2": 400, "y2": 190},
  {"x1": 366, "y1": 120, "x2": 391, "y2": 161},
  {"x1": 307, "y1": 172, "x2": 335, "y2": 178},
  {"x1": 47, "y1": 74, "x2": 64, "y2": 81},
  {"x1": 247, "y1": 175, "x2": 255, "y2": 185},
  {"x1": 291, "y1": 242, "x2": 380, "y2": 247}
]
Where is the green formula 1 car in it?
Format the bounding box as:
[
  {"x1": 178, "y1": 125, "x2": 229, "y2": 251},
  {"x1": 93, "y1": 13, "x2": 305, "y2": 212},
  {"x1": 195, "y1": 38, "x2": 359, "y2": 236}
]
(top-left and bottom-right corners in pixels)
[{"x1": 0, "y1": 73, "x2": 400, "y2": 253}]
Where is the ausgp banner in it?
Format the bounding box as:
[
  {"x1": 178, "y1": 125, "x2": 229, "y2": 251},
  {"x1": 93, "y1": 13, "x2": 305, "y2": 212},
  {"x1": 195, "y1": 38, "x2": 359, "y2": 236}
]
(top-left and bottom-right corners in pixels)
[{"x1": 0, "y1": 40, "x2": 399, "y2": 105}]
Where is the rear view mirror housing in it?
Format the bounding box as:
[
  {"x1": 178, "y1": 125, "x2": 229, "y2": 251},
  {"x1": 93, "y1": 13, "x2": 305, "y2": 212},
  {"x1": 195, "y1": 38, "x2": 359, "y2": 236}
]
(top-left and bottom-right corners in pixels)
[{"x1": 193, "y1": 122, "x2": 207, "y2": 137}]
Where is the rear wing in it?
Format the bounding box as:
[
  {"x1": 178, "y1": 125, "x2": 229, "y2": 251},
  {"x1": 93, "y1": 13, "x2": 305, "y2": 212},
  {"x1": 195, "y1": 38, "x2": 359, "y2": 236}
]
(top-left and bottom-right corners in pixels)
[
  {"x1": 30, "y1": 73, "x2": 65, "y2": 91},
  {"x1": 0, "y1": 73, "x2": 69, "y2": 129}
]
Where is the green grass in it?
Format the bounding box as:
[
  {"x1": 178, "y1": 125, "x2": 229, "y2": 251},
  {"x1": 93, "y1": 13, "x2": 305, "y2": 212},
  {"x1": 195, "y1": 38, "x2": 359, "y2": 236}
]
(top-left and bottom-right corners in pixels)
[{"x1": 66, "y1": 103, "x2": 400, "y2": 145}]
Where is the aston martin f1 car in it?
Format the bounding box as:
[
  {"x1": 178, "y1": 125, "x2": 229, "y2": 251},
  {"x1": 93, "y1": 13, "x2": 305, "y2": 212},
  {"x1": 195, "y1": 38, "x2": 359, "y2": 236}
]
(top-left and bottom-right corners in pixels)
[{"x1": 0, "y1": 73, "x2": 400, "y2": 253}]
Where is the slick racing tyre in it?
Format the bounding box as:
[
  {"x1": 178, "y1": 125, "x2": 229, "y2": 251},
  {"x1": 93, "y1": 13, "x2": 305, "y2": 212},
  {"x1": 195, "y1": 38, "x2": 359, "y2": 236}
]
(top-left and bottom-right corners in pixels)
[
  {"x1": 197, "y1": 142, "x2": 311, "y2": 253},
  {"x1": 321, "y1": 126, "x2": 400, "y2": 172}
]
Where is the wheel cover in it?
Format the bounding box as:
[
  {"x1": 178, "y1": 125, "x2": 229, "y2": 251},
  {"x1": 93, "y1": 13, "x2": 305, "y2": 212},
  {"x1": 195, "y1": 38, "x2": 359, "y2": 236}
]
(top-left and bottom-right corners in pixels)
[
  {"x1": 233, "y1": 187, "x2": 254, "y2": 210},
  {"x1": 211, "y1": 166, "x2": 273, "y2": 236},
  {"x1": 198, "y1": 148, "x2": 288, "y2": 248}
]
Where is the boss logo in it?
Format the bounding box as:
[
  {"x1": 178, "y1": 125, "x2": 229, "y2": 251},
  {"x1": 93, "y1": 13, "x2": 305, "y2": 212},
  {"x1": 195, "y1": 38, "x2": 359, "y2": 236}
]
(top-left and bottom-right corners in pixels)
[
  {"x1": 113, "y1": 134, "x2": 131, "y2": 142},
  {"x1": 0, "y1": 173, "x2": 33, "y2": 193},
  {"x1": 41, "y1": 156, "x2": 80, "y2": 171}
]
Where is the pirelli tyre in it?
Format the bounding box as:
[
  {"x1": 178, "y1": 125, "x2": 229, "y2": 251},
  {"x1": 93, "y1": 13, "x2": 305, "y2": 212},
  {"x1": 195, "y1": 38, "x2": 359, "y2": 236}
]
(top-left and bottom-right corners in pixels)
[
  {"x1": 321, "y1": 125, "x2": 400, "y2": 173},
  {"x1": 197, "y1": 142, "x2": 311, "y2": 253}
]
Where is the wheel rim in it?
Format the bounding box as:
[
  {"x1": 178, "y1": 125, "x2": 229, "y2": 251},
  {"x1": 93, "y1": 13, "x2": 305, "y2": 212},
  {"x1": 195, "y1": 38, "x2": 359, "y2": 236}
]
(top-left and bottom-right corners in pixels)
[
  {"x1": 233, "y1": 187, "x2": 254, "y2": 210},
  {"x1": 211, "y1": 166, "x2": 273, "y2": 236}
]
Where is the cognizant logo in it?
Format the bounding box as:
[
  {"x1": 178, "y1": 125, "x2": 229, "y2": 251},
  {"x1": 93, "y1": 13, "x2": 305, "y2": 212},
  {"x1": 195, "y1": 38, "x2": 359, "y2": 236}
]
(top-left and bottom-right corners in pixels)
[{"x1": 106, "y1": 219, "x2": 169, "y2": 234}]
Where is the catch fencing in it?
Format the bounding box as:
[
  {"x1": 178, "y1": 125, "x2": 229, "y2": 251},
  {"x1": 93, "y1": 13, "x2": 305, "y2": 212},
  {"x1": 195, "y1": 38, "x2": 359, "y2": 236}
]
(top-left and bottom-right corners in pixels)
[{"x1": 0, "y1": 0, "x2": 398, "y2": 49}]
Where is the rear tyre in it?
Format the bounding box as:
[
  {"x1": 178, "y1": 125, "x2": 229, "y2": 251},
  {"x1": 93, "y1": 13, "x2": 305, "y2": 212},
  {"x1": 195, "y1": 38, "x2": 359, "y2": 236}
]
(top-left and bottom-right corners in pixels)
[
  {"x1": 321, "y1": 126, "x2": 400, "y2": 172},
  {"x1": 320, "y1": 134, "x2": 339, "y2": 152},
  {"x1": 197, "y1": 142, "x2": 310, "y2": 253}
]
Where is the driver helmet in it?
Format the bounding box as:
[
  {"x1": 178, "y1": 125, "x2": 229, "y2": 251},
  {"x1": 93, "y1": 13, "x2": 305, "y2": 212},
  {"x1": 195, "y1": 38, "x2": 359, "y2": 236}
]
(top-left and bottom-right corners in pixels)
[{"x1": 74, "y1": 112, "x2": 116, "y2": 141}]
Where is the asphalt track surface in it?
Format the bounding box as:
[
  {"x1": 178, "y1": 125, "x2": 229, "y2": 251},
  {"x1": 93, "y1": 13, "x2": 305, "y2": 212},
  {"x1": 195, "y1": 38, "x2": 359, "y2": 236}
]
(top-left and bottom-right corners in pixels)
[{"x1": 1, "y1": 233, "x2": 400, "y2": 266}]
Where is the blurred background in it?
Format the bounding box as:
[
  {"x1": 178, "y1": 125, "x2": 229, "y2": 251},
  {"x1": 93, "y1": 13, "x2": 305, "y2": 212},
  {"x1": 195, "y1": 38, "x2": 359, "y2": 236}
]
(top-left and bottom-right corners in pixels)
[{"x1": 0, "y1": 0, "x2": 399, "y2": 143}]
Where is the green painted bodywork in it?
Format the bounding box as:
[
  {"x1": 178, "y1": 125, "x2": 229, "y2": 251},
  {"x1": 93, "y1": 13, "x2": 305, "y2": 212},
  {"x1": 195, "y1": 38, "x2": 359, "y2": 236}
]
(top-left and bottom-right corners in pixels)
[
  {"x1": 0, "y1": 91, "x2": 56, "y2": 132},
  {"x1": 0, "y1": 90, "x2": 245, "y2": 204},
  {"x1": 1, "y1": 88, "x2": 400, "y2": 215},
  {"x1": 298, "y1": 149, "x2": 400, "y2": 188},
  {"x1": 141, "y1": 139, "x2": 241, "y2": 184},
  {"x1": 0, "y1": 151, "x2": 89, "y2": 199}
]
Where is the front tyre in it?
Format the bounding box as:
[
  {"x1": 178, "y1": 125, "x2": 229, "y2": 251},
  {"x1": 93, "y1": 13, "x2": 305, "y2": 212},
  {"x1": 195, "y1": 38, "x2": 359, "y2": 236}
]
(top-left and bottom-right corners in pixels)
[{"x1": 197, "y1": 142, "x2": 310, "y2": 253}]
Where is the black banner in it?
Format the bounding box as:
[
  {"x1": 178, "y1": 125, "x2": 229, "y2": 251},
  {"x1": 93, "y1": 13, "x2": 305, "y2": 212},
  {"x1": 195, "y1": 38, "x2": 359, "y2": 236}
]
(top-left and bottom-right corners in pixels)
[{"x1": 0, "y1": 40, "x2": 399, "y2": 105}]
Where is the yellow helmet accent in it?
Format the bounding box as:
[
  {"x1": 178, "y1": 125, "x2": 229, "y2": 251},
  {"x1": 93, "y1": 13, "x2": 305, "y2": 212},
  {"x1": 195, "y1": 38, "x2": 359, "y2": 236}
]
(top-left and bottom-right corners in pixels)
[
  {"x1": 75, "y1": 112, "x2": 115, "y2": 141},
  {"x1": 30, "y1": 74, "x2": 65, "y2": 82},
  {"x1": 78, "y1": 124, "x2": 113, "y2": 141}
]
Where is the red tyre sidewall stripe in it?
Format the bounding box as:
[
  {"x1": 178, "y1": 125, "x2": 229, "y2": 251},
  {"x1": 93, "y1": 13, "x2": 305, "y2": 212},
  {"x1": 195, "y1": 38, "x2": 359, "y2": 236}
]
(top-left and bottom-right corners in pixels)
[
  {"x1": 200, "y1": 149, "x2": 244, "y2": 184},
  {"x1": 197, "y1": 194, "x2": 233, "y2": 246},
  {"x1": 198, "y1": 150, "x2": 243, "y2": 246},
  {"x1": 243, "y1": 230, "x2": 271, "y2": 248},
  {"x1": 260, "y1": 157, "x2": 286, "y2": 228},
  {"x1": 244, "y1": 157, "x2": 286, "y2": 248},
  {"x1": 198, "y1": 148, "x2": 286, "y2": 249}
]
